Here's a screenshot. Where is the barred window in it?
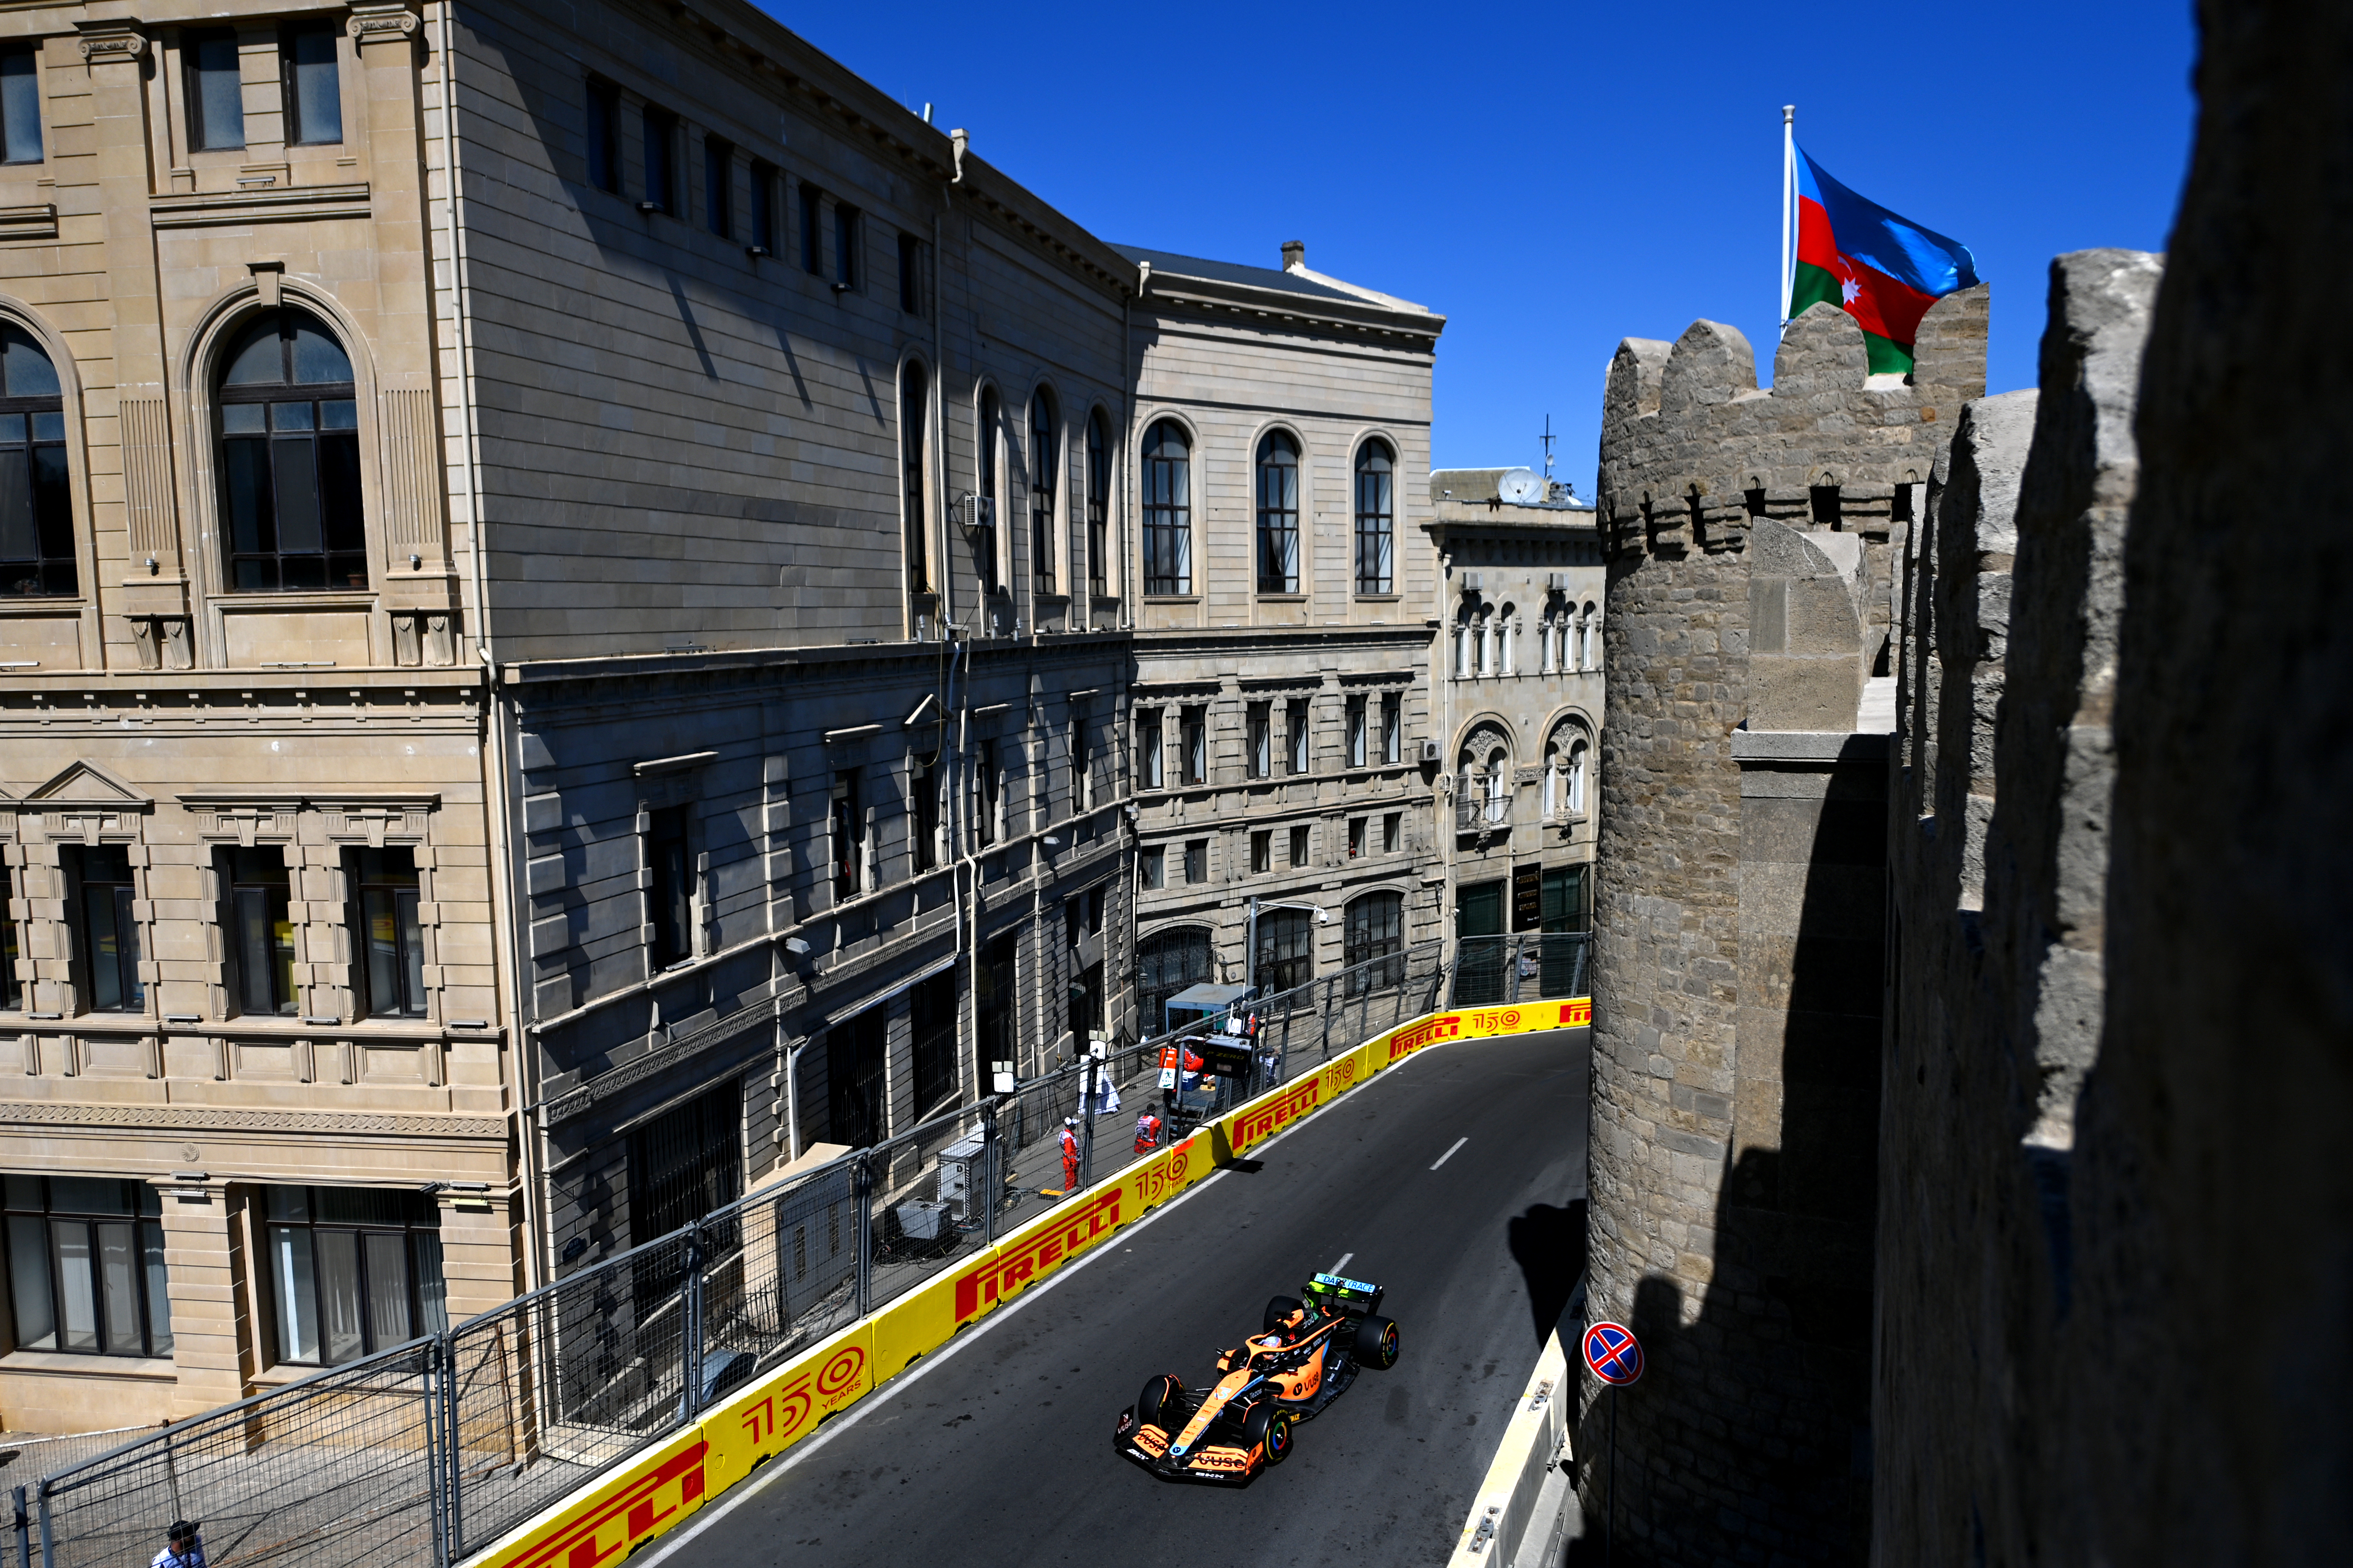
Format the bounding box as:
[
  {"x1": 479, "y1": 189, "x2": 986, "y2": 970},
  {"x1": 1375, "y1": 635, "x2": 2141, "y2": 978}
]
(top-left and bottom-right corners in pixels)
[
  {"x1": 1255, "y1": 430, "x2": 1300, "y2": 594},
  {"x1": 1344, "y1": 891, "x2": 1405, "y2": 991},
  {"x1": 1140, "y1": 420, "x2": 1191, "y2": 595},
  {"x1": 4, "y1": 1176, "x2": 173, "y2": 1359},
  {"x1": 1354, "y1": 440, "x2": 1394, "y2": 593},
  {"x1": 264, "y1": 1185, "x2": 445, "y2": 1367}
]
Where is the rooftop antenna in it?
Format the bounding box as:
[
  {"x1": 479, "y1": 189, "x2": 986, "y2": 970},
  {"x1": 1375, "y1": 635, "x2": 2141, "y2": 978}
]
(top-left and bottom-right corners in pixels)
[{"x1": 1540, "y1": 414, "x2": 1556, "y2": 480}]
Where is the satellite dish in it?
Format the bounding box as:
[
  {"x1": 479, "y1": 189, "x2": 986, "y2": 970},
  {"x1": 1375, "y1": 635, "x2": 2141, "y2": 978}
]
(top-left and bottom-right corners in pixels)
[{"x1": 1496, "y1": 468, "x2": 1543, "y2": 505}]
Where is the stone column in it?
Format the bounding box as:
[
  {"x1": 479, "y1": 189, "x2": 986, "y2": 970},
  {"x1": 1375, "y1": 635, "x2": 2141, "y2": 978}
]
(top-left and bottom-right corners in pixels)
[
  {"x1": 154, "y1": 1178, "x2": 254, "y2": 1417},
  {"x1": 436, "y1": 1191, "x2": 517, "y2": 1324}
]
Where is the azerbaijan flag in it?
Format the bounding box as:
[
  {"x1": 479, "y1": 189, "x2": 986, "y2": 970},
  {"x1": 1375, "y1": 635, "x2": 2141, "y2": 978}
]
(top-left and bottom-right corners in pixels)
[{"x1": 1791, "y1": 149, "x2": 1979, "y2": 376}]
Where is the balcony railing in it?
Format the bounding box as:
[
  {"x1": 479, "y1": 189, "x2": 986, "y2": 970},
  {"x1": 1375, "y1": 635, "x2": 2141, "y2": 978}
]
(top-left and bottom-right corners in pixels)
[{"x1": 1455, "y1": 795, "x2": 1511, "y2": 831}]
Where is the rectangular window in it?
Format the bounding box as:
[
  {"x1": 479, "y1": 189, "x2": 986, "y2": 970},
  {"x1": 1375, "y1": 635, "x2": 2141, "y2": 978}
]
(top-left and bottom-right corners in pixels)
[
  {"x1": 976, "y1": 931, "x2": 1017, "y2": 1086},
  {"x1": 977, "y1": 739, "x2": 1000, "y2": 848},
  {"x1": 1348, "y1": 818, "x2": 1366, "y2": 859},
  {"x1": 898, "y1": 232, "x2": 923, "y2": 315},
  {"x1": 351, "y1": 847, "x2": 425, "y2": 1018},
  {"x1": 909, "y1": 972, "x2": 958, "y2": 1117},
  {"x1": 647, "y1": 806, "x2": 692, "y2": 967},
  {"x1": 1384, "y1": 812, "x2": 1401, "y2": 853},
  {"x1": 1184, "y1": 840, "x2": 1207, "y2": 885},
  {"x1": 72, "y1": 845, "x2": 141, "y2": 1014},
  {"x1": 1381, "y1": 693, "x2": 1402, "y2": 765},
  {"x1": 281, "y1": 24, "x2": 341, "y2": 145},
  {"x1": 641, "y1": 105, "x2": 675, "y2": 213},
  {"x1": 1250, "y1": 831, "x2": 1271, "y2": 875},
  {"x1": 703, "y1": 136, "x2": 732, "y2": 237},
  {"x1": 186, "y1": 30, "x2": 245, "y2": 152},
  {"x1": 832, "y1": 772, "x2": 863, "y2": 901},
  {"x1": 912, "y1": 760, "x2": 939, "y2": 873},
  {"x1": 1139, "y1": 710, "x2": 1164, "y2": 790},
  {"x1": 224, "y1": 847, "x2": 296, "y2": 1017},
  {"x1": 1, "y1": 910, "x2": 20, "y2": 1011},
  {"x1": 584, "y1": 81, "x2": 619, "y2": 191},
  {"x1": 834, "y1": 203, "x2": 859, "y2": 287},
  {"x1": 1139, "y1": 846, "x2": 1165, "y2": 891},
  {"x1": 263, "y1": 1185, "x2": 445, "y2": 1367},
  {"x1": 1289, "y1": 825, "x2": 1310, "y2": 868},
  {"x1": 1180, "y1": 706, "x2": 1206, "y2": 786},
  {"x1": 1287, "y1": 698, "x2": 1311, "y2": 776},
  {"x1": 1346, "y1": 695, "x2": 1367, "y2": 768},
  {"x1": 798, "y1": 181, "x2": 823, "y2": 273},
  {"x1": 1247, "y1": 702, "x2": 1271, "y2": 780},
  {"x1": 0, "y1": 49, "x2": 40, "y2": 165},
  {"x1": 748, "y1": 161, "x2": 776, "y2": 251},
  {"x1": 825, "y1": 1010, "x2": 887, "y2": 1150},
  {"x1": 4, "y1": 1177, "x2": 173, "y2": 1359}
]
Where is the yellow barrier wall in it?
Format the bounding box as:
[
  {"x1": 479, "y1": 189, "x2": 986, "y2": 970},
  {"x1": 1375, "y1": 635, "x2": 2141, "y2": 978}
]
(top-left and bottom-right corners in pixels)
[{"x1": 467, "y1": 997, "x2": 1586, "y2": 1567}]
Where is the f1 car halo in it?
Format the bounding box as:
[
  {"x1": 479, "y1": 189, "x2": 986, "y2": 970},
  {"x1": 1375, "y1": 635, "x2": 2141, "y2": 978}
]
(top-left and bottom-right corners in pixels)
[{"x1": 1112, "y1": 1272, "x2": 1400, "y2": 1484}]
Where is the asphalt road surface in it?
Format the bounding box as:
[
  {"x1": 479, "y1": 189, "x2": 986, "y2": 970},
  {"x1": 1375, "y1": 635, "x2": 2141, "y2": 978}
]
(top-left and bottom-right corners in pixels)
[{"x1": 649, "y1": 1027, "x2": 1590, "y2": 1567}]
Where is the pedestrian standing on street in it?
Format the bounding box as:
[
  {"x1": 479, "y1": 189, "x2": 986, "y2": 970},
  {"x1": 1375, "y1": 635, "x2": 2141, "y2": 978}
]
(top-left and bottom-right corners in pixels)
[
  {"x1": 1059, "y1": 1116, "x2": 1081, "y2": 1194},
  {"x1": 154, "y1": 1521, "x2": 205, "y2": 1568}
]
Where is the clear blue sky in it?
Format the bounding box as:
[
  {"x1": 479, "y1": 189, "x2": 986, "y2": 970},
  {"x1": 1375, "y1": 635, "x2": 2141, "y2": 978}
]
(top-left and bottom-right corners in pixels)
[{"x1": 764, "y1": 1, "x2": 2199, "y2": 497}]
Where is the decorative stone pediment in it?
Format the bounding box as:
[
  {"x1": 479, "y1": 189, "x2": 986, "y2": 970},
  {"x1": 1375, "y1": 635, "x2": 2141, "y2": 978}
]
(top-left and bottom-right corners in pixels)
[
  {"x1": 178, "y1": 792, "x2": 438, "y2": 845},
  {"x1": 22, "y1": 762, "x2": 151, "y2": 842}
]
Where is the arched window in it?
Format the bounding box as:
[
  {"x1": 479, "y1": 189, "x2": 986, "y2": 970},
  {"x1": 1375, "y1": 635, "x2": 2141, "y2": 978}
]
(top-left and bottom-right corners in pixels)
[
  {"x1": 1455, "y1": 603, "x2": 1476, "y2": 679},
  {"x1": 0, "y1": 324, "x2": 72, "y2": 598},
  {"x1": 1254, "y1": 430, "x2": 1299, "y2": 594},
  {"x1": 218, "y1": 308, "x2": 364, "y2": 592},
  {"x1": 1353, "y1": 440, "x2": 1393, "y2": 594},
  {"x1": 1477, "y1": 606, "x2": 1495, "y2": 676},
  {"x1": 901, "y1": 361, "x2": 929, "y2": 596},
  {"x1": 1581, "y1": 602, "x2": 1598, "y2": 670},
  {"x1": 1085, "y1": 410, "x2": 1109, "y2": 599},
  {"x1": 1538, "y1": 606, "x2": 1556, "y2": 673},
  {"x1": 974, "y1": 387, "x2": 1000, "y2": 594},
  {"x1": 1343, "y1": 891, "x2": 1405, "y2": 991},
  {"x1": 1137, "y1": 925, "x2": 1213, "y2": 1038},
  {"x1": 1485, "y1": 747, "x2": 1509, "y2": 823},
  {"x1": 1140, "y1": 420, "x2": 1191, "y2": 595},
  {"x1": 1499, "y1": 603, "x2": 1517, "y2": 676},
  {"x1": 1543, "y1": 742, "x2": 1560, "y2": 818},
  {"x1": 1568, "y1": 737, "x2": 1589, "y2": 815},
  {"x1": 1255, "y1": 906, "x2": 1313, "y2": 994},
  {"x1": 1029, "y1": 390, "x2": 1057, "y2": 595}
]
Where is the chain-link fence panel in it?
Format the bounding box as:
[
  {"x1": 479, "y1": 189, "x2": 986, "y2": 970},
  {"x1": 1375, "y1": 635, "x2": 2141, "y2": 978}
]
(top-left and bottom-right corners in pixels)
[
  {"x1": 1451, "y1": 935, "x2": 1592, "y2": 1007},
  {"x1": 698, "y1": 1157, "x2": 862, "y2": 1382},
  {"x1": 861, "y1": 1102, "x2": 994, "y2": 1310},
  {"x1": 37, "y1": 1340, "x2": 442, "y2": 1568}
]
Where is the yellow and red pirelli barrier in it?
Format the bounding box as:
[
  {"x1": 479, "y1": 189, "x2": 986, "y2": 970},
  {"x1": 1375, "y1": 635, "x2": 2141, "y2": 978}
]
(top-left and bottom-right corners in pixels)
[{"x1": 469, "y1": 994, "x2": 1590, "y2": 1568}]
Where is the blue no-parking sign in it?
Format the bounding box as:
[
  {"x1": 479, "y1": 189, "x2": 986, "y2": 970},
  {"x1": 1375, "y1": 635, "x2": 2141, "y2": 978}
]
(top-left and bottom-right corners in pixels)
[{"x1": 1583, "y1": 1320, "x2": 1644, "y2": 1386}]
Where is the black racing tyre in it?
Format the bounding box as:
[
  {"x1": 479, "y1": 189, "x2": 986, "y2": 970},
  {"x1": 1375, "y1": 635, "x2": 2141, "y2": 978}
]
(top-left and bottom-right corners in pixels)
[
  {"x1": 1263, "y1": 1295, "x2": 1305, "y2": 1333},
  {"x1": 1353, "y1": 1314, "x2": 1399, "y2": 1370},
  {"x1": 1263, "y1": 1407, "x2": 1296, "y2": 1465},
  {"x1": 1137, "y1": 1374, "x2": 1183, "y2": 1429}
]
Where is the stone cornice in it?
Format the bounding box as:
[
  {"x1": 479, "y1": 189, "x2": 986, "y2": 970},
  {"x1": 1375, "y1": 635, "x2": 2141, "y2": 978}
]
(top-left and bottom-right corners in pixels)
[{"x1": 0, "y1": 1101, "x2": 506, "y2": 1139}]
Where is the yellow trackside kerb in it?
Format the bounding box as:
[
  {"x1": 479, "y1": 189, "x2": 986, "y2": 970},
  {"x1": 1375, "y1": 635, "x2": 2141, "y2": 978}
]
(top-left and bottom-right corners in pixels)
[{"x1": 463, "y1": 996, "x2": 1587, "y2": 1566}]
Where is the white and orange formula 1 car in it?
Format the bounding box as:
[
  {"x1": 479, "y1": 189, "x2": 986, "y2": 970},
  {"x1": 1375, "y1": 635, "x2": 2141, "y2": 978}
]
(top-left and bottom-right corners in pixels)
[{"x1": 1112, "y1": 1272, "x2": 1400, "y2": 1484}]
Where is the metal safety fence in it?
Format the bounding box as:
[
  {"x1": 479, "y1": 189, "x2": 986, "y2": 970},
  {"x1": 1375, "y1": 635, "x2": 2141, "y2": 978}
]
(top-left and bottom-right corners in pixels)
[
  {"x1": 1449, "y1": 933, "x2": 1592, "y2": 1009},
  {"x1": 16, "y1": 938, "x2": 1470, "y2": 1568}
]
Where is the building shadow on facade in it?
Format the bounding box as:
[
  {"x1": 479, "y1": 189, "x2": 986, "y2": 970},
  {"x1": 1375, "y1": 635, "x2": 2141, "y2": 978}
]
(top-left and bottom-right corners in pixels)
[{"x1": 1508, "y1": 1197, "x2": 1588, "y2": 1350}]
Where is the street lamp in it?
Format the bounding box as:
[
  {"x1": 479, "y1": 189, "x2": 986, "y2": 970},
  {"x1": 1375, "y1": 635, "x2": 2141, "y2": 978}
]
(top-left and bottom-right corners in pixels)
[{"x1": 1246, "y1": 894, "x2": 1332, "y2": 1002}]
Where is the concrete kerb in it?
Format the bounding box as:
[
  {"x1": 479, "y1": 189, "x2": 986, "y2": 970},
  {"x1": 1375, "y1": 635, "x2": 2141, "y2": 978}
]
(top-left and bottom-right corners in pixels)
[
  {"x1": 462, "y1": 997, "x2": 1590, "y2": 1568},
  {"x1": 1447, "y1": 1328, "x2": 1576, "y2": 1568}
]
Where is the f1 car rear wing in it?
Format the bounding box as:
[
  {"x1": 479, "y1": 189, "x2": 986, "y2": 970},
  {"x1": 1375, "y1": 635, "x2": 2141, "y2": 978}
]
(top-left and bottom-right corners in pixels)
[{"x1": 1303, "y1": 1272, "x2": 1384, "y2": 1317}]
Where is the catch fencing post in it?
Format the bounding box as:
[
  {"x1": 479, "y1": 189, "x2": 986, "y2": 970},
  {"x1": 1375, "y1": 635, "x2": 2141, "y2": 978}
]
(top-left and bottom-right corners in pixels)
[
  {"x1": 33, "y1": 1484, "x2": 49, "y2": 1568},
  {"x1": 1079, "y1": 1054, "x2": 1096, "y2": 1187},
  {"x1": 681, "y1": 1223, "x2": 707, "y2": 1425},
  {"x1": 980, "y1": 1103, "x2": 1000, "y2": 1245},
  {"x1": 428, "y1": 1334, "x2": 456, "y2": 1568},
  {"x1": 10, "y1": 1485, "x2": 28, "y2": 1568},
  {"x1": 852, "y1": 1157, "x2": 873, "y2": 1317}
]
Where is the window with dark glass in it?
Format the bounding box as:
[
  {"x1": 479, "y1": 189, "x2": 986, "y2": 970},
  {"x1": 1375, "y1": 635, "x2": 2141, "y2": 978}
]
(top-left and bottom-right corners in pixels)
[
  {"x1": 1, "y1": 912, "x2": 21, "y2": 1011},
  {"x1": 909, "y1": 972, "x2": 957, "y2": 1116},
  {"x1": 977, "y1": 739, "x2": 999, "y2": 848},
  {"x1": 1136, "y1": 927, "x2": 1210, "y2": 1039},
  {"x1": 901, "y1": 361, "x2": 929, "y2": 595},
  {"x1": 1288, "y1": 824, "x2": 1309, "y2": 867},
  {"x1": 1382, "y1": 692, "x2": 1402, "y2": 765},
  {"x1": 1179, "y1": 705, "x2": 1205, "y2": 785},
  {"x1": 4, "y1": 1177, "x2": 172, "y2": 1359},
  {"x1": 1085, "y1": 411, "x2": 1108, "y2": 599},
  {"x1": 1250, "y1": 830, "x2": 1270, "y2": 875},
  {"x1": 912, "y1": 759, "x2": 939, "y2": 873},
  {"x1": 1247, "y1": 702, "x2": 1270, "y2": 780},
  {"x1": 703, "y1": 135, "x2": 732, "y2": 237},
  {"x1": 1354, "y1": 439, "x2": 1395, "y2": 594},
  {"x1": 1287, "y1": 697, "x2": 1310, "y2": 775},
  {"x1": 186, "y1": 30, "x2": 245, "y2": 152},
  {"x1": 974, "y1": 388, "x2": 1000, "y2": 594},
  {"x1": 826, "y1": 1010, "x2": 886, "y2": 1149},
  {"x1": 264, "y1": 1186, "x2": 446, "y2": 1367},
  {"x1": 748, "y1": 160, "x2": 776, "y2": 251},
  {"x1": 1183, "y1": 839, "x2": 1207, "y2": 884},
  {"x1": 71, "y1": 844, "x2": 140, "y2": 1015},
  {"x1": 647, "y1": 806, "x2": 691, "y2": 968},
  {"x1": 832, "y1": 772, "x2": 862, "y2": 901},
  {"x1": 976, "y1": 931, "x2": 1017, "y2": 1084},
  {"x1": 0, "y1": 323, "x2": 72, "y2": 599},
  {"x1": 1256, "y1": 908, "x2": 1313, "y2": 994},
  {"x1": 1140, "y1": 419, "x2": 1191, "y2": 595},
  {"x1": 1, "y1": 48, "x2": 43, "y2": 164},
  {"x1": 1029, "y1": 391, "x2": 1057, "y2": 594},
  {"x1": 641, "y1": 105, "x2": 675, "y2": 213},
  {"x1": 833, "y1": 203, "x2": 859, "y2": 287},
  {"x1": 1138, "y1": 709, "x2": 1163, "y2": 790},
  {"x1": 585, "y1": 80, "x2": 619, "y2": 192},
  {"x1": 1139, "y1": 846, "x2": 1164, "y2": 890},
  {"x1": 1348, "y1": 817, "x2": 1365, "y2": 859},
  {"x1": 1346, "y1": 695, "x2": 1367, "y2": 768},
  {"x1": 217, "y1": 307, "x2": 364, "y2": 593},
  {"x1": 1384, "y1": 812, "x2": 1401, "y2": 853},
  {"x1": 898, "y1": 232, "x2": 923, "y2": 315},
  {"x1": 223, "y1": 846, "x2": 296, "y2": 1017},
  {"x1": 1256, "y1": 430, "x2": 1300, "y2": 593},
  {"x1": 281, "y1": 24, "x2": 341, "y2": 145},
  {"x1": 798, "y1": 181, "x2": 823, "y2": 273},
  {"x1": 1345, "y1": 891, "x2": 1405, "y2": 990},
  {"x1": 352, "y1": 847, "x2": 425, "y2": 1018}
]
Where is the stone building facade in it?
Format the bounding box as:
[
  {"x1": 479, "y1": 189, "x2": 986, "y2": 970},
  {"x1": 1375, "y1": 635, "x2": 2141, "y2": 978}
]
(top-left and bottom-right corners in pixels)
[
  {"x1": 1581, "y1": 292, "x2": 1987, "y2": 1562},
  {"x1": 1118, "y1": 245, "x2": 1442, "y2": 1025},
  {"x1": 1425, "y1": 467, "x2": 1602, "y2": 999},
  {"x1": 0, "y1": 0, "x2": 1444, "y2": 1433}
]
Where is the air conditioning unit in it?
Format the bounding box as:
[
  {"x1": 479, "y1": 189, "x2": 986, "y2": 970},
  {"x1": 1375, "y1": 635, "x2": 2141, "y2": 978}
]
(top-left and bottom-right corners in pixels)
[
  {"x1": 1547, "y1": 571, "x2": 1571, "y2": 590},
  {"x1": 1461, "y1": 572, "x2": 1483, "y2": 592},
  {"x1": 1420, "y1": 739, "x2": 1442, "y2": 763}
]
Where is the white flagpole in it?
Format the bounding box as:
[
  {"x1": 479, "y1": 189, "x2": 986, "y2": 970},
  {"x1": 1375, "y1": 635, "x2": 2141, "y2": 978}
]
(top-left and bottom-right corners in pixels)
[{"x1": 1779, "y1": 105, "x2": 1795, "y2": 339}]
